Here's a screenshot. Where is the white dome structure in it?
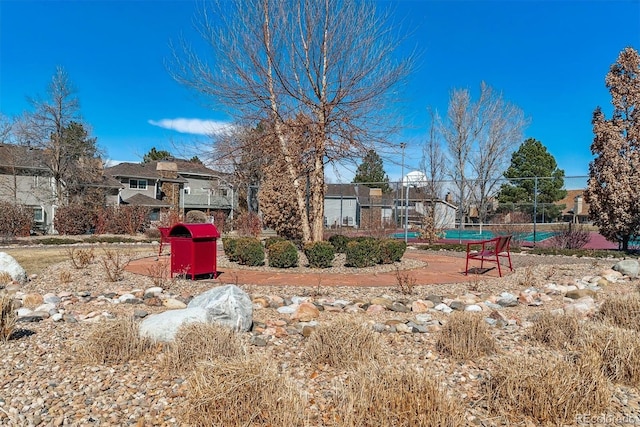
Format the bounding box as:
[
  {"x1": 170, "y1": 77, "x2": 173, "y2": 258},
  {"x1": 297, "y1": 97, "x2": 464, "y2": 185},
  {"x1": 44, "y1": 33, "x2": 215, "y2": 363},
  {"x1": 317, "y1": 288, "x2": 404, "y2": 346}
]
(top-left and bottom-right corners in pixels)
[{"x1": 403, "y1": 170, "x2": 427, "y2": 187}]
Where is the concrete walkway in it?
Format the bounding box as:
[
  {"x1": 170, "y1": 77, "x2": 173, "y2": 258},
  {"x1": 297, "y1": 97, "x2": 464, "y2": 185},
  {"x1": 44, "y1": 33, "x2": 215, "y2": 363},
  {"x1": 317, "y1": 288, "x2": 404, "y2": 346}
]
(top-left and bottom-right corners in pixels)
[{"x1": 125, "y1": 249, "x2": 508, "y2": 287}]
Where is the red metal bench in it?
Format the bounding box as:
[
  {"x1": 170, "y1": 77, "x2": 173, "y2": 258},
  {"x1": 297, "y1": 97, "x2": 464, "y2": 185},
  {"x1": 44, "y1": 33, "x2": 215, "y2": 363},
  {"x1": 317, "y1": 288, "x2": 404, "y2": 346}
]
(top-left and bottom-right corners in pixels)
[
  {"x1": 465, "y1": 235, "x2": 513, "y2": 277},
  {"x1": 158, "y1": 226, "x2": 172, "y2": 257}
]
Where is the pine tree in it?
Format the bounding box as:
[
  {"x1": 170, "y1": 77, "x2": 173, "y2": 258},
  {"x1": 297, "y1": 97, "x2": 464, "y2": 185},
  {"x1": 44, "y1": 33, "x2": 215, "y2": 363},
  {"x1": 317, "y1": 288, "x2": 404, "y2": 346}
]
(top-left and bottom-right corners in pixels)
[
  {"x1": 498, "y1": 138, "x2": 566, "y2": 221},
  {"x1": 352, "y1": 149, "x2": 391, "y2": 193},
  {"x1": 585, "y1": 47, "x2": 640, "y2": 251}
]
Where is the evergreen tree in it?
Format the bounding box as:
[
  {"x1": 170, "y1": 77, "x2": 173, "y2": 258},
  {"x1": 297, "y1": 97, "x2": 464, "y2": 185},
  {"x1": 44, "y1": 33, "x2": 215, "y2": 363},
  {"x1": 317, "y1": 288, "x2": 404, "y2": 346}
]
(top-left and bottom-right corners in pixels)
[
  {"x1": 352, "y1": 149, "x2": 391, "y2": 193},
  {"x1": 142, "y1": 147, "x2": 172, "y2": 163},
  {"x1": 586, "y1": 47, "x2": 640, "y2": 251},
  {"x1": 498, "y1": 138, "x2": 566, "y2": 221}
]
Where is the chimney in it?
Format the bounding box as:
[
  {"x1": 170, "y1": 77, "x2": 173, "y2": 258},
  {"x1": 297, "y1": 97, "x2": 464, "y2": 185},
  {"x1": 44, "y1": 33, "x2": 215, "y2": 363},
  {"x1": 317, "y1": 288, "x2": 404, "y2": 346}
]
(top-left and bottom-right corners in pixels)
[
  {"x1": 156, "y1": 161, "x2": 178, "y2": 179},
  {"x1": 574, "y1": 195, "x2": 583, "y2": 215}
]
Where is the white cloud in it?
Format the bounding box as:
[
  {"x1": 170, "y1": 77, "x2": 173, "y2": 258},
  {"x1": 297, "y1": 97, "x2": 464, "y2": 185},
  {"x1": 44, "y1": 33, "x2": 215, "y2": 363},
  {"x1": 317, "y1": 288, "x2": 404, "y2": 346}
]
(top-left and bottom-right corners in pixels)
[{"x1": 148, "y1": 118, "x2": 232, "y2": 136}]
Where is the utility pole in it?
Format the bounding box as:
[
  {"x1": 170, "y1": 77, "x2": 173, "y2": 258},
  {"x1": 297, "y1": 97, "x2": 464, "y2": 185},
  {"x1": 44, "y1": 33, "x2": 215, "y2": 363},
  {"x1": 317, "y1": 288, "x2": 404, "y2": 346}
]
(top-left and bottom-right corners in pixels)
[{"x1": 400, "y1": 143, "x2": 408, "y2": 244}]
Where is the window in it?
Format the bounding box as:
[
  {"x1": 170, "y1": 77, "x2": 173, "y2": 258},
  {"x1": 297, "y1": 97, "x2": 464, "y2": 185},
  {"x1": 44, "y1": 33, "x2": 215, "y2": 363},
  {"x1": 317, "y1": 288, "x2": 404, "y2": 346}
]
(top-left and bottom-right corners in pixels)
[
  {"x1": 33, "y1": 207, "x2": 43, "y2": 222},
  {"x1": 149, "y1": 209, "x2": 160, "y2": 221},
  {"x1": 221, "y1": 189, "x2": 228, "y2": 197},
  {"x1": 129, "y1": 179, "x2": 147, "y2": 190},
  {"x1": 183, "y1": 187, "x2": 190, "y2": 195}
]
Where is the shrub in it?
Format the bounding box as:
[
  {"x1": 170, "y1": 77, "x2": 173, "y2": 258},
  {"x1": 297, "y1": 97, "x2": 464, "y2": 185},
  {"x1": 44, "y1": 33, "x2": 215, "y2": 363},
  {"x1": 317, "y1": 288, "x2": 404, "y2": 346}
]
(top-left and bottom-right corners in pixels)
[
  {"x1": 186, "y1": 210, "x2": 208, "y2": 223},
  {"x1": 162, "y1": 323, "x2": 245, "y2": 372},
  {"x1": 77, "y1": 316, "x2": 152, "y2": 364},
  {"x1": 328, "y1": 234, "x2": 349, "y2": 253},
  {"x1": 234, "y1": 212, "x2": 262, "y2": 237},
  {"x1": 100, "y1": 248, "x2": 132, "y2": 282},
  {"x1": 235, "y1": 237, "x2": 265, "y2": 266},
  {"x1": 345, "y1": 238, "x2": 381, "y2": 268},
  {"x1": 55, "y1": 204, "x2": 95, "y2": 235},
  {"x1": 268, "y1": 240, "x2": 298, "y2": 268},
  {"x1": 0, "y1": 293, "x2": 17, "y2": 342},
  {"x1": 379, "y1": 238, "x2": 406, "y2": 264},
  {"x1": 66, "y1": 247, "x2": 95, "y2": 269},
  {"x1": 0, "y1": 202, "x2": 32, "y2": 237},
  {"x1": 183, "y1": 357, "x2": 306, "y2": 427},
  {"x1": 263, "y1": 236, "x2": 287, "y2": 250},
  {"x1": 222, "y1": 237, "x2": 239, "y2": 262},
  {"x1": 304, "y1": 316, "x2": 386, "y2": 369},
  {"x1": 483, "y1": 353, "x2": 610, "y2": 425},
  {"x1": 336, "y1": 365, "x2": 465, "y2": 427},
  {"x1": 95, "y1": 206, "x2": 150, "y2": 235},
  {"x1": 304, "y1": 241, "x2": 335, "y2": 268},
  {"x1": 435, "y1": 312, "x2": 496, "y2": 360},
  {"x1": 548, "y1": 223, "x2": 591, "y2": 249}
]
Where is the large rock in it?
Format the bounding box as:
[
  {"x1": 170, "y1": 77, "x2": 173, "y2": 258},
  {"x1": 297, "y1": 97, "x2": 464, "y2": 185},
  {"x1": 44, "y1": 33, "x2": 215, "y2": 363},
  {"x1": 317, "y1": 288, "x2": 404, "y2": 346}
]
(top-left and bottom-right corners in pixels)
[
  {"x1": 0, "y1": 252, "x2": 27, "y2": 285},
  {"x1": 139, "y1": 285, "x2": 253, "y2": 342},
  {"x1": 187, "y1": 285, "x2": 253, "y2": 332},
  {"x1": 139, "y1": 307, "x2": 208, "y2": 342},
  {"x1": 612, "y1": 260, "x2": 639, "y2": 278}
]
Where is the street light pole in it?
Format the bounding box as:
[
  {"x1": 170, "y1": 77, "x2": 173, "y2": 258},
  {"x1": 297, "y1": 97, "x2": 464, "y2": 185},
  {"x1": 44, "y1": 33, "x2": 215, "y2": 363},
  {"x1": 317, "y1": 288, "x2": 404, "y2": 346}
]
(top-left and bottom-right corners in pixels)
[{"x1": 400, "y1": 143, "x2": 408, "y2": 244}]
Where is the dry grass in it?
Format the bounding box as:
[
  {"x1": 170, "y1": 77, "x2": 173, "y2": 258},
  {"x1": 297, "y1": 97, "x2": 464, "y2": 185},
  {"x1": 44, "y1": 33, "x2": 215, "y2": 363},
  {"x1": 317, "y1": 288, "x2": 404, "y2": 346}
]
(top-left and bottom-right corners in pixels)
[
  {"x1": 0, "y1": 271, "x2": 12, "y2": 286},
  {"x1": 4, "y1": 246, "x2": 154, "y2": 276},
  {"x1": 0, "y1": 293, "x2": 16, "y2": 342},
  {"x1": 335, "y1": 364, "x2": 465, "y2": 427},
  {"x1": 59, "y1": 270, "x2": 72, "y2": 284},
  {"x1": 304, "y1": 316, "x2": 387, "y2": 369},
  {"x1": 183, "y1": 357, "x2": 306, "y2": 427},
  {"x1": 100, "y1": 248, "x2": 132, "y2": 282},
  {"x1": 162, "y1": 323, "x2": 245, "y2": 372},
  {"x1": 528, "y1": 311, "x2": 581, "y2": 349},
  {"x1": 435, "y1": 312, "x2": 497, "y2": 360},
  {"x1": 595, "y1": 293, "x2": 640, "y2": 331},
  {"x1": 484, "y1": 353, "x2": 611, "y2": 425},
  {"x1": 66, "y1": 247, "x2": 95, "y2": 269},
  {"x1": 578, "y1": 322, "x2": 640, "y2": 386},
  {"x1": 76, "y1": 316, "x2": 153, "y2": 364}
]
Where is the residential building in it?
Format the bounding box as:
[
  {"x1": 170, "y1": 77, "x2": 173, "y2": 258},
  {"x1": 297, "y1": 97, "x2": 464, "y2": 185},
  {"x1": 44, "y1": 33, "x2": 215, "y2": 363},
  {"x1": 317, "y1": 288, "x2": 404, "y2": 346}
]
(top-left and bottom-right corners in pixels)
[{"x1": 557, "y1": 190, "x2": 590, "y2": 223}]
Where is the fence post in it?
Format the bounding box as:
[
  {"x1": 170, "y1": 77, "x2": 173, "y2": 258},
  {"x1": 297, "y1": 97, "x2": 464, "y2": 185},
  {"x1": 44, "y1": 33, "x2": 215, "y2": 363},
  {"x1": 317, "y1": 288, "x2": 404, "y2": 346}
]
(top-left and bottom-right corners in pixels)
[{"x1": 533, "y1": 176, "x2": 538, "y2": 246}]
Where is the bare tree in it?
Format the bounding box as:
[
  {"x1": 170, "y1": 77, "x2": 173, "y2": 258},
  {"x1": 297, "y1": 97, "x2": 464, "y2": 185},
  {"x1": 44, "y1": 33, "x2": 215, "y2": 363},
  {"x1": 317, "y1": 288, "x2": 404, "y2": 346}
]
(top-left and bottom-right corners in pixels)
[
  {"x1": 469, "y1": 83, "x2": 527, "y2": 226},
  {"x1": 586, "y1": 47, "x2": 640, "y2": 251},
  {"x1": 438, "y1": 82, "x2": 526, "y2": 228},
  {"x1": 16, "y1": 67, "x2": 101, "y2": 205},
  {"x1": 170, "y1": 0, "x2": 415, "y2": 242},
  {"x1": 420, "y1": 108, "x2": 446, "y2": 199}
]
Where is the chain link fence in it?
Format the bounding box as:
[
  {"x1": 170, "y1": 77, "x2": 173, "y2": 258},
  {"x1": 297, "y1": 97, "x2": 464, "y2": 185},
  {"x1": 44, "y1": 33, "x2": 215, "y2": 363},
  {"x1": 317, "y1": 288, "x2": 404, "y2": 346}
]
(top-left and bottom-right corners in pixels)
[{"x1": 322, "y1": 176, "x2": 590, "y2": 245}]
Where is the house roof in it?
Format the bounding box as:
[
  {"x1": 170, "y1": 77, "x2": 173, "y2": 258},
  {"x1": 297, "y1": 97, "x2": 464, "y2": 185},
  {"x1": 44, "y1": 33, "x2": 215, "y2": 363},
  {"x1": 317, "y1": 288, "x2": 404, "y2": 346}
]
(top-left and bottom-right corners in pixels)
[
  {"x1": 556, "y1": 189, "x2": 589, "y2": 216},
  {"x1": 325, "y1": 183, "x2": 358, "y2": 198},
  {"x1": 0, "y1": 143, "x2": 48, "y2": 171},
  {"x1": 122, "y1": 193, "x2": 170, "y2": 207},
  {"x1": 105, "y1": 161, "x2": 230, "y2": 183}
]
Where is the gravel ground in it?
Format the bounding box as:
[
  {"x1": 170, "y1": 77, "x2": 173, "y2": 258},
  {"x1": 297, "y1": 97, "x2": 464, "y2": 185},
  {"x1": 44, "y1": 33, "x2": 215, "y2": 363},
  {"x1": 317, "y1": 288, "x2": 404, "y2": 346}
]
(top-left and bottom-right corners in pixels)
[{"x1": 1, "y1": 245, "x2": 640, "y2": 426}]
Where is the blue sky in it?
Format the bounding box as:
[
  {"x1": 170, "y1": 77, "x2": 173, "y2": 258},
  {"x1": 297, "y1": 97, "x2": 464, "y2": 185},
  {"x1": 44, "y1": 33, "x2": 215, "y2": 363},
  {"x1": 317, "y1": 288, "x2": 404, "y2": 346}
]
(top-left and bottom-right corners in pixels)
[{"x1": 1, "y1": 0, "x2": 639, "y2": 184}]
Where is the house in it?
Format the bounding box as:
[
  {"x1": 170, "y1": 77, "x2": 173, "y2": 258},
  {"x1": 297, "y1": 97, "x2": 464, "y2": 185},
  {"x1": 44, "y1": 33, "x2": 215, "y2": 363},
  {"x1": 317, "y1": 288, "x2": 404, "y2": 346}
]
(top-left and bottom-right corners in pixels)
[
  {"x1": 105, "y1": 159, "x2": 237, "y2": 222},
  {"x1": 0, "y1": 143, "x2": 121, "y2": 233},
  {"x1": 323, "y1": 183, "x2": 457, "y2": 231},
  {"x1": 557, "y1": 190, "x2": 590, "y2": 223},
  {"x1": 324, "y1": 184, "x2": 359, "y2": 228}
]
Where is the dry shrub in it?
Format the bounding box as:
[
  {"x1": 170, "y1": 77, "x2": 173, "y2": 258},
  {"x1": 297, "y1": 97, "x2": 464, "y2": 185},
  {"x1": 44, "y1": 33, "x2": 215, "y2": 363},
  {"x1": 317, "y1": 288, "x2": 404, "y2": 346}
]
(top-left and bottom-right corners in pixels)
[
  {"x1": 394, "y1": 265, "x2": 416, "y2": 295},
  {"x1": 548, "y1": 223, "x2": 590, "y2": 249},
  {"x1": 185, "y1": 210, "x2": 208, "y2": 223},
  {"x1": 66, "y1": 247, "x2": 95, "y2": 269},
  {"x1": 435, "y1": 312, "x2": 496, "y2": 360},
  {"x1": 304, "y1": 317, "x2": 386, "y2": 369},
  {"x1": 529, "y1": 311, "x2": 581, "y2": 349},
  {"x1": 336, "y1": 365, "x2": 465, "y2": 427},
  {"x1": 76, "y1": 316, "x2": 152, "y2": 364},
  {"x1": 162, "y1": 323, "x2": 245, "y2": 372},
  {"x1": 484, "y1": 353, "x2": 611, "y2": 425},
  {"x1": 59, "y1": 270, "x2": 72, "y2": 284},
  {"x1": 579, "y1": 322, "x2": 640, "y2": 386},
  {"x1": 595, "y1": 293, "x2": 640, "y2": 331},
  {"x1": 183, "y1": 357, "x2": 306, "y2": 427},
  {"x1": 147, "y1": 259, "x2": 170, "y2": 288},
  {"x1": 100, "y1": 248, "x2": 132, "y2": 282},
  {"x1": 0, "y1": 293, "x2": 17, "y2": 342}
]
